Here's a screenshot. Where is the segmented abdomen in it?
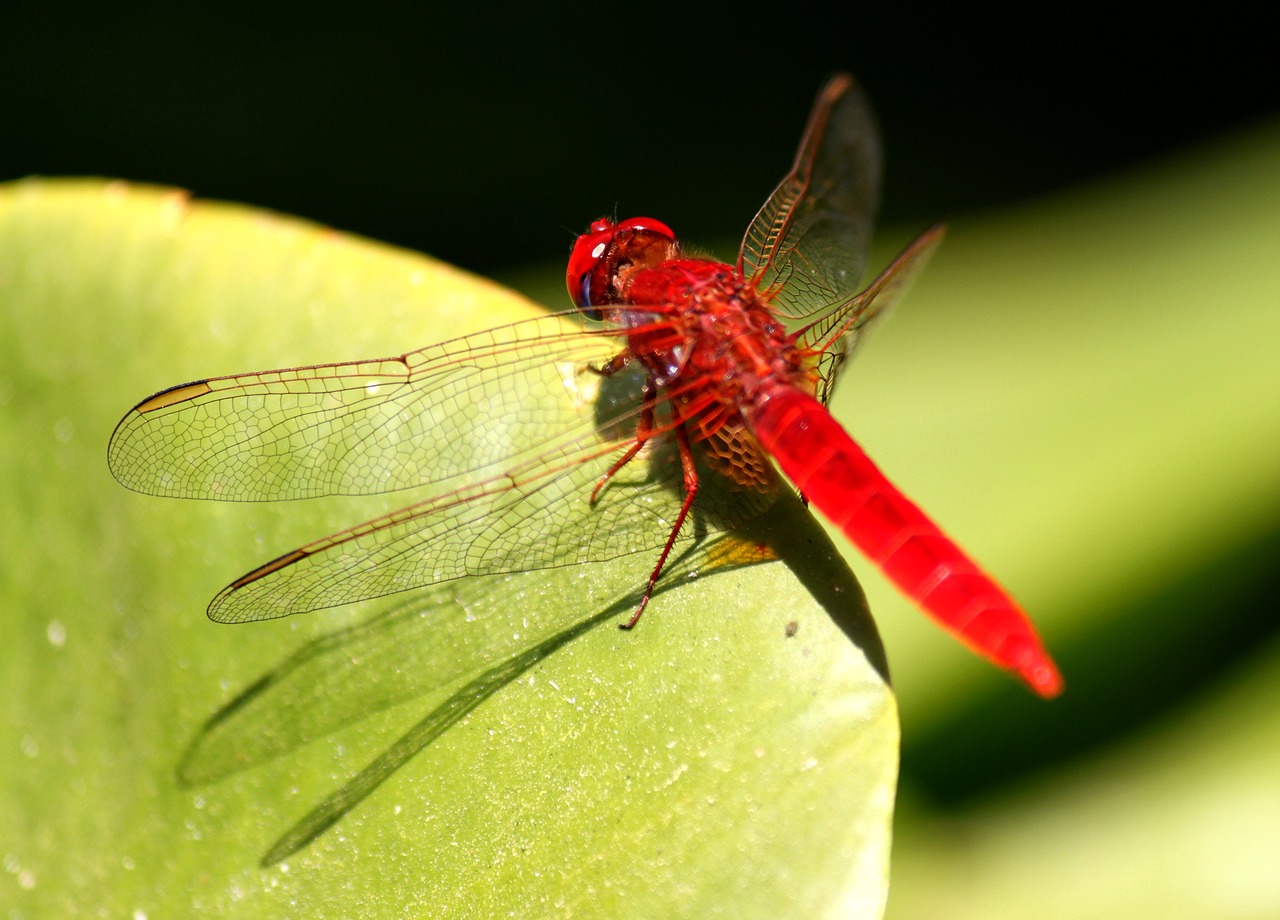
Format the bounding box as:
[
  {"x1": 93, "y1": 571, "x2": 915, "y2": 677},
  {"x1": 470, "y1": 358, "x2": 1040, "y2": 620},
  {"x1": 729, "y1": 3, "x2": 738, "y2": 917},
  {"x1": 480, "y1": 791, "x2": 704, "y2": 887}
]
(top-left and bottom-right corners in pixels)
[{"x1": 747, "y1": 386, "x2": 1062, "y2": 697}]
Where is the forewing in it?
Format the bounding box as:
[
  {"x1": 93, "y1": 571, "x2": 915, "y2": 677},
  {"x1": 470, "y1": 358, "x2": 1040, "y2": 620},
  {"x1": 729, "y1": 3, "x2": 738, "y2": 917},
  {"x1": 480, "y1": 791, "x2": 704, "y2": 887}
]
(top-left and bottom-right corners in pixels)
[
  {"x1": 107, "y1": 312, "x2": 624, "y2": 501},
  {"x1": 738, "y1": 73, "x2": 882, "y2": 318}
]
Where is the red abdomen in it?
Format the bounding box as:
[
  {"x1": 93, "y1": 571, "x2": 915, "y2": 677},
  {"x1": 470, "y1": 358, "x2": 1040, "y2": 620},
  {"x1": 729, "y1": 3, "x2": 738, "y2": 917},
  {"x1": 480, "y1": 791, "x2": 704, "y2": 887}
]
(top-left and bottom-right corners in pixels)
[{"x1": 747, "y1": 386, "x2": 1063, "y2": 697}]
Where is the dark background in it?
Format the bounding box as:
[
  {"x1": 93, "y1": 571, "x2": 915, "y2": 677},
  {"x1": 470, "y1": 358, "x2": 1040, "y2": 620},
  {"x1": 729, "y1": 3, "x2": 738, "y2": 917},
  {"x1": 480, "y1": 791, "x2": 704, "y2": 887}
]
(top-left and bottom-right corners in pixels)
[{"x1": 3, "y1": 7, "x2": 1273, "y2": 277}]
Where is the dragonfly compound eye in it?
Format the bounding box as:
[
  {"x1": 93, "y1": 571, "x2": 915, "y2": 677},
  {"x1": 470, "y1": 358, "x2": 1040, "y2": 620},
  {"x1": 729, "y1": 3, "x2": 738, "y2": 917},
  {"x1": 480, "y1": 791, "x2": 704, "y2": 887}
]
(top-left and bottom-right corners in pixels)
[
  {"x1": 567, "y1": 217, "x2": 679, "y2": 321},
  {"x1": 566, "y1": 218, "x2": 618, "y2": 320}
]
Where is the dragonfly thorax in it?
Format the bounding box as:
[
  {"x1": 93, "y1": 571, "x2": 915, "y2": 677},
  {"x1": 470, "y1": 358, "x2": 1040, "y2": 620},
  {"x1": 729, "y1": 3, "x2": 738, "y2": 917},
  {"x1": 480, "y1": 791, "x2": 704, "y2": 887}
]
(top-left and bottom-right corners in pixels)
[{"x1": 620, "y1": 258, "x2": 811, "y2": 404}]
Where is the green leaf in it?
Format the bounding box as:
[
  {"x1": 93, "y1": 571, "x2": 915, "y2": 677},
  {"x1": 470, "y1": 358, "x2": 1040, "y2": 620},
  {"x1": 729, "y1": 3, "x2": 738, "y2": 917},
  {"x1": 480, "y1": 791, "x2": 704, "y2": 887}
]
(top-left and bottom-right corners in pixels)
[{"x1": 0, "y1": 179, "x2": 896, "y2": 918}]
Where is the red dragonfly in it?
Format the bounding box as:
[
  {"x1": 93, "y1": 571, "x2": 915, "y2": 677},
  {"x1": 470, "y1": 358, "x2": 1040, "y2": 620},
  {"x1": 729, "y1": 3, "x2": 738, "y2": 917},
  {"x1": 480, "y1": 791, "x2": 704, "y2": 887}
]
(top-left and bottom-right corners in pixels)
[{"x1": 109, "y1": 74, "x2": 1062, "y2": 697}]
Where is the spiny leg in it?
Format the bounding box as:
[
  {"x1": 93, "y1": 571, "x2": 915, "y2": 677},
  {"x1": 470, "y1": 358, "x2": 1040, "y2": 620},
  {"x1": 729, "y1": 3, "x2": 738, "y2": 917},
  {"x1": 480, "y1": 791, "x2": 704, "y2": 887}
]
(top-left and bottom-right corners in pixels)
[
  {"x1": 621, "y1": 417, "x2": 700, "y2": 630},
  {"x1": 590, "y1": 372, "x2": 658, "y2": 505}
]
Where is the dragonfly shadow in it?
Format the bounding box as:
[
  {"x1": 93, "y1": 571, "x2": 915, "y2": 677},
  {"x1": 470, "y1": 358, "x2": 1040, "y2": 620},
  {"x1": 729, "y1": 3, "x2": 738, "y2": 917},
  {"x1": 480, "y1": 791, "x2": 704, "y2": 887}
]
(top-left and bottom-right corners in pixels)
[
  {"x1": 177, "y1": 487, "x2": 885, "y2": 868},
  {"x1": 760, "y1": 496, "x2": 887, "y2": 678},
  {"x1": 253, "y1": 595, "x2": 627, "y2": 867}
]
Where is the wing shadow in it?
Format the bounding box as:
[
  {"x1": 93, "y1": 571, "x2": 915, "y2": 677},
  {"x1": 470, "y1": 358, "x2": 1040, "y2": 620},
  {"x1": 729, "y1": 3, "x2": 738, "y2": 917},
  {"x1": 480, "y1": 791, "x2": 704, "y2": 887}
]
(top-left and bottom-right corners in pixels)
[{"x1": 177, "y1": 489, "x2": 886, "y2": 867}]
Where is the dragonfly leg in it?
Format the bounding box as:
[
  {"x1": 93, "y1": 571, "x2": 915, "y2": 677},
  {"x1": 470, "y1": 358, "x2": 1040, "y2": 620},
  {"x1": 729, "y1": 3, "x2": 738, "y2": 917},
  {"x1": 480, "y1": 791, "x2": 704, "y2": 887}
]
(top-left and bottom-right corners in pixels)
[
  {"x1": 621, "y1": 417, "x2": 700, "y2": 629},
  {"x1": 590, "y1": 373, "x2": 658, "y2": 505},
  {"x1": 588, "y1": 350, "x2": 632, "y2": 377}
]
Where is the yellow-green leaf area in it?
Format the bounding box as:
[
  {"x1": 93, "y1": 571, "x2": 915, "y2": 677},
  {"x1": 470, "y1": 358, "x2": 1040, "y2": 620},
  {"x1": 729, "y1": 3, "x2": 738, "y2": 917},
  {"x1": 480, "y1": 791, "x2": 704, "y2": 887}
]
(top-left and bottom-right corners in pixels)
[{"x1": 0, "y1": 179, "x2": 896, "y2": 918}]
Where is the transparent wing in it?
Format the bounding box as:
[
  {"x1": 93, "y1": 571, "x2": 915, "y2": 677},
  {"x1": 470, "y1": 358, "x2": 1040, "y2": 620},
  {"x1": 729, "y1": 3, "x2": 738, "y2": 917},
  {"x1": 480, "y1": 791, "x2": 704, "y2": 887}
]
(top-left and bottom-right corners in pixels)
[
  {"x1": 738, "y1": 73, "x2": 882, "y2": 319},
  {"x1": 109, "y1": 311, "x2": 626, "y2": 501},
  {"x1": 206, "y1": 408, "x2": 775, "y2": 623},
  {"x1": 797, "y1": 226, "x2": 947, "y2": 404},
  {"x1": 109, "y1": 310, "x2": 779, "y2": 624}
]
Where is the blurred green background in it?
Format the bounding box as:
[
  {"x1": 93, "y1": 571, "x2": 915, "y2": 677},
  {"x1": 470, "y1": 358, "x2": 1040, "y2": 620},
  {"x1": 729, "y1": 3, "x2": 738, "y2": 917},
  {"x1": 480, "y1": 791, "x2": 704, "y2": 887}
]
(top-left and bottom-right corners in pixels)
[{"x1": 3, "y1": 7, "x2": 1278, "y2": 918}]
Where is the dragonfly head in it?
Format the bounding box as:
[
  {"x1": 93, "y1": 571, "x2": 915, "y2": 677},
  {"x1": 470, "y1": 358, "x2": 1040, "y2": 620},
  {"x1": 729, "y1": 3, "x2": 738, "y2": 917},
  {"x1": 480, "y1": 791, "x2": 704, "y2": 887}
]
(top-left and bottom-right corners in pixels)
[{"x1": 567, "y1": 217, "x2": 678, "y2": 321}]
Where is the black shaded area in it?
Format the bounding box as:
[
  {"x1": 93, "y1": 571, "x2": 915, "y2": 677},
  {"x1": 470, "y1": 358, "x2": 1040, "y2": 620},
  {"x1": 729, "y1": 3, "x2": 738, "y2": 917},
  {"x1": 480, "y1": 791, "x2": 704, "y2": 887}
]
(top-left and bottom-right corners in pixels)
[
  {"x1": 902, "y1": 522, "x2": 1280, "y2": 806},
  {"x1": 3, "y1": 8, "x2": 1274, "y2": 279}
]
